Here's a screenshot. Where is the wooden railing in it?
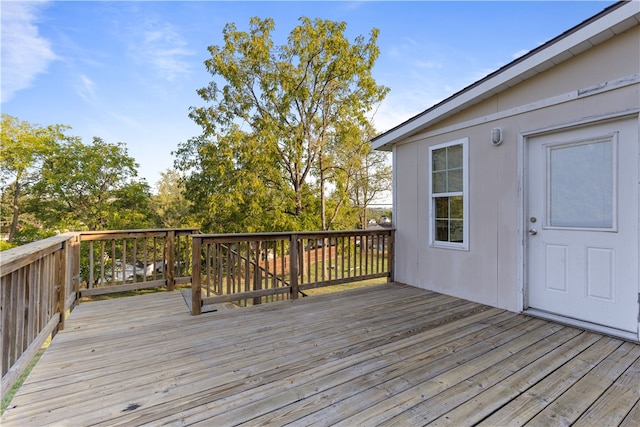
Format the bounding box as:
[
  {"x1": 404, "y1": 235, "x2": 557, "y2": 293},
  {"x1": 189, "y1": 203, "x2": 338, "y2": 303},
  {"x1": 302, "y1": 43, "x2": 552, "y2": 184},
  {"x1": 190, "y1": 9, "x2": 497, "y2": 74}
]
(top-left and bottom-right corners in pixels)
[
  {"x1": 191, "y1": 229, "x2": 394, "y2": 314},
  {"x1": 0, "y1": 228, "x2": 196, "y2": 400},
  {"x1": 1, "y1": 227, "x2": 394, "y2": 400},
  {"x1": 1, "y1": 233, "x2": 80, "y2": 399},
  {"x1": 78, "y1": 229, "x2": 198, "y2": 296}
]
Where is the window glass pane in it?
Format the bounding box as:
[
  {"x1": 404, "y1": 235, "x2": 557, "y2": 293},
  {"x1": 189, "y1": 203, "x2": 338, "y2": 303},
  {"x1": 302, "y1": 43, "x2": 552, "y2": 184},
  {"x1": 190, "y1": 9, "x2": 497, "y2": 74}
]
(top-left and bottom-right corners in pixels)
[
  {"x1": 447, "y1": 169, "x2": 463, "y2": 192},
  {"x1": 450, "y1": 220, "x2": 464, "y2": 242},
  {"x1": 447, "y1": 144, "x2": 463, "y2": 169},
  {"x1": 433, "y1": 171, "x2": 447, "y2": 193},
  {"x1": 549, "y1": 140, "x2": 613, "y2": 228},
  {"x1": 435, "y1": 220, "x2": 449, "y2": 241},
  {"x1": 449, "y1": 196, "x2": 463, "y2": 219},
  {"x1": 435, "y1": 197, "x2": 449, "y2": 218},
  {"x1": 433, "y1": 148, "x2": 447, "y2": 171}
]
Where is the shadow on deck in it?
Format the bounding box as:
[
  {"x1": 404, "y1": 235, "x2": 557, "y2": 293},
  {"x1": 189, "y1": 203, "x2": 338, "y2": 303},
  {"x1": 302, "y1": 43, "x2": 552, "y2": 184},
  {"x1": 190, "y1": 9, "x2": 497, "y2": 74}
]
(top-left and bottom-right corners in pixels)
[{"x1": 2, "y1": 283, "x2": 639, "y2": 426}]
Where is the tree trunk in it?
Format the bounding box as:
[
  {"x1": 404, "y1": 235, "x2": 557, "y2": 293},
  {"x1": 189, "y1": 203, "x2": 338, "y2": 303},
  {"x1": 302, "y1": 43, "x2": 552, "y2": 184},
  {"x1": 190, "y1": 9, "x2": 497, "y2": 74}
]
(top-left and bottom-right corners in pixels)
[
  {"x1": 319, "y1": 153, "x2": 327, "y2": 231},
  {"x1": 295, "y1": 187, "x2": 303, "y2": 217},
  {"x1": 9, "y1": 180, "x2": 20, "y2": 243}
]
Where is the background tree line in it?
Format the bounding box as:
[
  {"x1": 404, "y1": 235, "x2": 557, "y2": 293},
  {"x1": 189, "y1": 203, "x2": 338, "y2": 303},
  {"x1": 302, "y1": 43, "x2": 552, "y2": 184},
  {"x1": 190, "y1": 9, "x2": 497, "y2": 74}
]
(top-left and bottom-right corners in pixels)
[{"x1": 1, "y1": 17, "x2": 391, "y2": 249}]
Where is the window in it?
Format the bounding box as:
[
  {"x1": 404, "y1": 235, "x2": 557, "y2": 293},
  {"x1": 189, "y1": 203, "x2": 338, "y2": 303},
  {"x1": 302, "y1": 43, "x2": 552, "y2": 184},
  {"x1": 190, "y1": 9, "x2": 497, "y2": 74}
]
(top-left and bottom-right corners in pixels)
[
  {"x1": 429, "y1": 138, "x2": 468, "y2": 249},
  {"x1": 547, "y1": 136, "x2": 616, "y2": 230}
]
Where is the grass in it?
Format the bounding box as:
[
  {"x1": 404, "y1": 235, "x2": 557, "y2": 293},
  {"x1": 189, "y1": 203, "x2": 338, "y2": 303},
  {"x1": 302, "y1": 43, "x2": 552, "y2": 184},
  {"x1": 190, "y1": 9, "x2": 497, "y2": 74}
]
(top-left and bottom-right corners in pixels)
[
  {"x1": 222, "y1": 277, "x2": 389, "y2": 307},
  {"x1": 301, "y1": 277, "x2": 388, "y2": 296},
  {"x1": 79, "y1": 287, "x2": 166, "y2": 302},
  {"x1": 79, "y1": 285, "x2": 192, "y2": 303}
]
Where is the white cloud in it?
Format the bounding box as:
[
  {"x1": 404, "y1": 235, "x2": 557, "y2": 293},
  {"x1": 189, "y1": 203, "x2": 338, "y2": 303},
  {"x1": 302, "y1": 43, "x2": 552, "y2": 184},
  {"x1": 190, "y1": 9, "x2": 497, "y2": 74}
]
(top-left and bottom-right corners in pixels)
[
  {"x1": 107, "y1": 110, "x2": 141, "y2": 129},
  {"x1": 128, "y1": 21, "x2": 194, "y2": 82},
  {"x1": 371, "y1": 90, "x2": 443, "y2": 135},
  {"x1": 76, "y1": 74, "x2": 96, "y2": 101},
  {"x1": 401, "y1": 36, "x2": 419, "y2": 48},
  {"x1": 1, "y1": 1, "x2": 57, "y2": 103},
  {"x1": 371, "y1": 104, "x2": 413, "y2": 135},
  {"x1": 512, "y1": 49, "x2": 530, "y2": 60},
  {"x1": 411, "y1": 60, "x2": 442, "y2": 70}
]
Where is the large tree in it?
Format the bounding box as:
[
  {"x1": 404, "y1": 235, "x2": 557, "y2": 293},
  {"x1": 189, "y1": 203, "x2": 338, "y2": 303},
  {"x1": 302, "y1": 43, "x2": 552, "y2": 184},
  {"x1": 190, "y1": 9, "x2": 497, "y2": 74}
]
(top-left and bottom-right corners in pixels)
[
  {"x1": 34, "y1": 137, "x2": 156, "y2": 231},
  {"x1": 302, "y1": 119, "x2": 391, "y2": 230},
  {"x1": 347, "y1": 125, "x2": 392, "y2": 229},
  {"x1": 0, "y1": 114, "x2": 67, "y2": 242},
  {"x1": 179, "y1": 17, "x2": 388, "y2": 232}
]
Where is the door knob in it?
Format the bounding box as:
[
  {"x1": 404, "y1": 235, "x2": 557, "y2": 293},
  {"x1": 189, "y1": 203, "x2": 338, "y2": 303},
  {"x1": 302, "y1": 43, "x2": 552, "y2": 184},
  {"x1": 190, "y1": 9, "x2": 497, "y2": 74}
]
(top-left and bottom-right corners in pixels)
[{"x1": 528, "y1": 228, "x2": 537, "y2": 235}]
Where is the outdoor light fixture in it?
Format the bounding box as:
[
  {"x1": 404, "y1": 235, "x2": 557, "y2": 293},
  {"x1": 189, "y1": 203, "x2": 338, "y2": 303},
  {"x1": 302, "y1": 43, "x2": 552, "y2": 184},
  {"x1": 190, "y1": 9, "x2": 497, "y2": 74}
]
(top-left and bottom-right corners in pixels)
[{"x1": 491, "y1": 127, "x2": 503, "y2": 146}]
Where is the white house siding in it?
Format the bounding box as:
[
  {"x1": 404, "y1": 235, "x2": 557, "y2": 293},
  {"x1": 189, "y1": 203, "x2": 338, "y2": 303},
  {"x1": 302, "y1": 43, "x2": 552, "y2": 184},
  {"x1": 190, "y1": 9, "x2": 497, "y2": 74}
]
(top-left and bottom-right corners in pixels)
[
  {"x1": 394, "y1": 143, "x2": 420, "y2": 288},
  {"x1": 392, "y1": 24, "x2": 639, "y2": 313}
]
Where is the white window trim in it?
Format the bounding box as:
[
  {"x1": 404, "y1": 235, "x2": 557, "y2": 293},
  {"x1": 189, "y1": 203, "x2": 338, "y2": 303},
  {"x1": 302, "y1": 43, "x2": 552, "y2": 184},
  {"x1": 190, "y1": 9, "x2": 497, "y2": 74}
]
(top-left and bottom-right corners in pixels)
[{"x1": 428, "y1": 138, "x2": 469, "y2": 250}]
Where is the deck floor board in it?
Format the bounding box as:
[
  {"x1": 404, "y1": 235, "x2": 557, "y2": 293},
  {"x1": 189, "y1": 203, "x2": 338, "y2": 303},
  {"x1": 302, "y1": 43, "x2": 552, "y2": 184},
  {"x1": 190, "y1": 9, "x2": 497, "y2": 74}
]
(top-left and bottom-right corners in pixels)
[{"x1": 2, "y1": 283, "x2": 638, "y2": 426}]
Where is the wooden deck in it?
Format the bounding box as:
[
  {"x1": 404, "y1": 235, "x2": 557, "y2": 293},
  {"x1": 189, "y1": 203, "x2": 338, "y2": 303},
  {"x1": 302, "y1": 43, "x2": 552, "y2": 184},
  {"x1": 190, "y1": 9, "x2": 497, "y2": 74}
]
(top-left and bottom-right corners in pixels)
[{"x1": 2, "y1": 283, "x2": 639, "y2": 426}]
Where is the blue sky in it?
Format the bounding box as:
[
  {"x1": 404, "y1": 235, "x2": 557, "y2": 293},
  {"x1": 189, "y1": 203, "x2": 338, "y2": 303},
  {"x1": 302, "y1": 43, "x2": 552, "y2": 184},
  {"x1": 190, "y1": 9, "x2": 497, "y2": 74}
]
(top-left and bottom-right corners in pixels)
[{"x1": 2, "y1": 1, "x2": 613, "y2": 189}]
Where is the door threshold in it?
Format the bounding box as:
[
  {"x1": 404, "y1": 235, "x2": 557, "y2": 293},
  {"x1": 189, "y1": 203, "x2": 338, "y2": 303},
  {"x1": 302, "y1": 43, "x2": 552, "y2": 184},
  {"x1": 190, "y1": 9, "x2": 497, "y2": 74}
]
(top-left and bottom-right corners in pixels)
[{"x1": 524, "y1": 308, "x2": 639, "y2": 343}]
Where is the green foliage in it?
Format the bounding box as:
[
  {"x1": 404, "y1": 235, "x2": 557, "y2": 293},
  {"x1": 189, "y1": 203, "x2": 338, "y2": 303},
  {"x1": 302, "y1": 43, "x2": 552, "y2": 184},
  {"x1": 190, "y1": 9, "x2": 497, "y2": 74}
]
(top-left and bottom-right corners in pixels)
[
  {"x1": 178, "y1": 17, "x2": 389, "y2": 233},
  {"x1": 0, "y1": 114, "x2": 68, "y2": 242},
  {"x1": 108, "y1": 181, "x2": 158, "y2": 230},
  {"x1": 2, "y1": 116, "x2": 160, "y2": 241},
  {"x1": 0, "y1": 114, "x2": 66, "y2": 183},
  {"x1": 11, "y1": 224, "x2": 57, "y2": 246},
  {"x1": 151, "y1": 169, "x2": 197, "y2": 228},
  {"x1": 33, "y1": 136, "x2": 157, "y2": 231},
  {"x1": 0, "y1": 240, "x2": 15, "y2": 251}
]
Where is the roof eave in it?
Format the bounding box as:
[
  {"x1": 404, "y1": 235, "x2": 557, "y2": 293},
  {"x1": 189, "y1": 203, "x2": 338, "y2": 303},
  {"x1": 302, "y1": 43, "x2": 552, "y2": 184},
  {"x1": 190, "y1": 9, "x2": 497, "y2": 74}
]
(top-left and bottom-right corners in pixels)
[{"x1": 372, "y1": 1, "x2": 639, "y2": 151}]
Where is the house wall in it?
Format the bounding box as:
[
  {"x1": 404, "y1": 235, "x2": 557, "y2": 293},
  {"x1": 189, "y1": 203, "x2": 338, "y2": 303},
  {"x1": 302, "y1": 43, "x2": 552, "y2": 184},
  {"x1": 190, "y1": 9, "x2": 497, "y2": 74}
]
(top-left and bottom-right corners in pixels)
[
  {"x1": 434, "y1": 26, "x2": 640, "y2": 130},
  {"x1": 393, "y1": 25, "x2": 639, "y2": 312}
]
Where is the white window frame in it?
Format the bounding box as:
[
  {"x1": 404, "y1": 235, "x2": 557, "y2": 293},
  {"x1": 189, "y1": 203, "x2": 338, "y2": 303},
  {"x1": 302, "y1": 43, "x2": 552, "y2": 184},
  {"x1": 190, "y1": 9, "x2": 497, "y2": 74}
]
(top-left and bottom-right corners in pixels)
[{"x1": 428, "y1": 138, "x2": 469, "y2": 250}]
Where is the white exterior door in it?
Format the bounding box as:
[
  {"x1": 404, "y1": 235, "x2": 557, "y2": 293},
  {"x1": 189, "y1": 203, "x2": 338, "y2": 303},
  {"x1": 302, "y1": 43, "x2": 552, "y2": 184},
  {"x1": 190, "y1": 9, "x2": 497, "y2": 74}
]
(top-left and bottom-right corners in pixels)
[{"x1": 526, "y1": 117, "x2": 639, "y2": 335}]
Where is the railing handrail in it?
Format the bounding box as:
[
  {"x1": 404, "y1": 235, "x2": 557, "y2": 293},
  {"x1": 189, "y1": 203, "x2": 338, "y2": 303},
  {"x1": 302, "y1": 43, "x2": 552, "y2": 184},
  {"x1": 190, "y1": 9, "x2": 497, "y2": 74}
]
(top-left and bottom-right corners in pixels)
[
  {"x1": 79, "y1": 227, "x2": 199, "y2": 236},
  {"x1": 79, "y1": 228, "x2": 199, "y2": 241},
  {"x1": 195, "y1": 228, "x2": 393, "y2": 240},
  {"x1": 0, "y1": 232, "x2": 80, "y2": 275}
]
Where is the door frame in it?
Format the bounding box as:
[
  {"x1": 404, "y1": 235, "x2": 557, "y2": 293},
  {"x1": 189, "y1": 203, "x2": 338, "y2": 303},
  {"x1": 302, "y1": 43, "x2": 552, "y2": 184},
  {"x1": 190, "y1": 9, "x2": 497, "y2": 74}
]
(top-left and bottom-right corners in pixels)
[{"x1": 518, "y1": 110, "x2": 640, "y2": 342}]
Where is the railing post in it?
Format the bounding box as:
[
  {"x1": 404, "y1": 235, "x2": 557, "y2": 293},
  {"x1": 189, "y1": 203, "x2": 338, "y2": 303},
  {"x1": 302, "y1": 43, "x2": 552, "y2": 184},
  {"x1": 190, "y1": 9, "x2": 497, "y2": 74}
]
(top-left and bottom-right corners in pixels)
[
  {"x1": 72, "y1": 234, "x2": 80, "y2": 308},
  {"x1": 57, "y1": 239, "x2": 69, "y2": 331},
  {"x1": 191, "y1": 236, "x2": 202, "y2": 315},
  {"x1": 388, "y1": 230, "x2": 395, "y2": 282},
  {"x1": 290, "y1": 234, "x2": 299, "y2": 299},
  {"x1": 253, "y1": 241, "x2": 262, "y2": 305},
  {"x1": 166, "y1": 230, "x2": 175, "y2": 291}
]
